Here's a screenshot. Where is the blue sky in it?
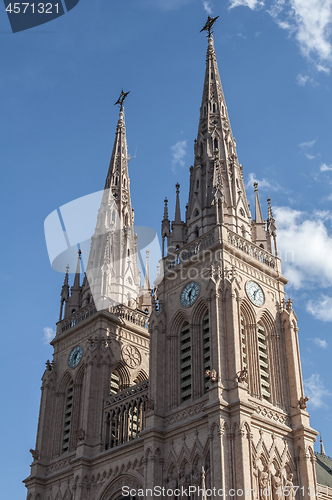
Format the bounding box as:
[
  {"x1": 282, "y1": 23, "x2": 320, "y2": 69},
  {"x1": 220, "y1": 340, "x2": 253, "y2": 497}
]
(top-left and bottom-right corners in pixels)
[{"x1": 1, "y1": 0, "x2": 332, "y2": 497}]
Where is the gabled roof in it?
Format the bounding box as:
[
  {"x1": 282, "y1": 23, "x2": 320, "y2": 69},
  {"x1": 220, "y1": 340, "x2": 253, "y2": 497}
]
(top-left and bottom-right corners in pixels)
[{"x1": 315, "y1": 453, "x2": 332, "y2": 487}]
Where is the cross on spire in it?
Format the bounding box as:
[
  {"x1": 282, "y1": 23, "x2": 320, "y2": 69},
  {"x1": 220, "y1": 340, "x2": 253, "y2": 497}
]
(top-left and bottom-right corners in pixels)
[{"x1": 114, "y1": 89, "x2": 130, "y2": 111}]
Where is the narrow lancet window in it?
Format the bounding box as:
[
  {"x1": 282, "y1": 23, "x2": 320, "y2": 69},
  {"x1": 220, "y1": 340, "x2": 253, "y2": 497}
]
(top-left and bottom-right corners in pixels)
[
  {"x1": 203, "y1": 314, "x2": 211, "y2": 393},
  {"x1": 258, "y1": 323, "x2": 271, "y2": 402},
  {"x1": 180, "y1": 322, "x2": 191, "y2": 403},
  {"x1": 62, "y1": 380, "x2": 74, "y2": 453}
]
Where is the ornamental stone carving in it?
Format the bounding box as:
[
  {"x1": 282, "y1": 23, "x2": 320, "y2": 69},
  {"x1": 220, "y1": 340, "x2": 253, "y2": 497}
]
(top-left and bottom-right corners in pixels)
[{"x1": 122, "y1": 344, "x2": 141, "y2": 368}]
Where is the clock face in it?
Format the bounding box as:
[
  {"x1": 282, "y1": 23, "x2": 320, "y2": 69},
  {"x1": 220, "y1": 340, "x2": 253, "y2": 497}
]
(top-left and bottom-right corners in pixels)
[
  {"x1": 246, "y1": 281, "x2": 265, "y2": 307},
  {"x1": 68, "y1": 346, "x2": 83, "y2": 368},
  {"x1": 181, "y1": 281, "x2": 200, "y2": 307}
]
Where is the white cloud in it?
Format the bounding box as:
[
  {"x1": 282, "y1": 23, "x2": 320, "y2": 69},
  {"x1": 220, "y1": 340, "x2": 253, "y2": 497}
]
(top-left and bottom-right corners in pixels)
[
  {"x1": 320, "y1": 163, "x2": 332, "y2": 172},
  {"x1": 274, "y1": 206, "x2": 332, "y2": 290},
  {"x1": 43, "y1": 326, "x2": 55, "y2": 344},
  {"x1": 246, "y1": 172, "x2": 284, "y2": 191},
  {"x1": 171, "y1": 140, "x2": 187, "y2": 172},
  {"x1": 313, "y1": 337, "x2": 328, "y2": 348},
  {"x1": 307, "y1": 295, "x2": 332, "y2": 321},
  {"x1": 231, "y1": 0, "x2": 332, "y2": 69},
  {"x1": 203, "y1": 0, "x2": 213, "y2": 14},
  {"x1": 229, "y1": 0, "x2": 264, "y2": 8},
  {"x1": 296, "y1": 74, "x2": 311, "y2": 86},
  {"x1": 299, "y1": 140, "x2": 316, "y2": 148},
  {"x1": 305, "y1": 153, "x2": 315, "y2": 160},
  {"x1": 304, "y1": 373, "x2": 331, "y2": 408}
]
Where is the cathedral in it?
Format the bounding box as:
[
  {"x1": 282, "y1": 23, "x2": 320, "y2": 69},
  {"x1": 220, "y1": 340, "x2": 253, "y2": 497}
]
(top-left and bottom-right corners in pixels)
[{"x1": 24, "y1": 18, "x2": 332, "y2": 500}]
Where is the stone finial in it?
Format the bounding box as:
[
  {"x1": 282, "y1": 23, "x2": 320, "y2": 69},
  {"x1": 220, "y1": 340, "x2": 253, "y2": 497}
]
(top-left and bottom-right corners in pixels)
[
  {"x1": 286, "y1": 298, "x2": 293, "y2": 312},
  {"x1": 163, "y1": 197, "x2": 169, "y2": 220},
  {"x1": 320, "y1": 433, "x2": 326, "y2": 455}
]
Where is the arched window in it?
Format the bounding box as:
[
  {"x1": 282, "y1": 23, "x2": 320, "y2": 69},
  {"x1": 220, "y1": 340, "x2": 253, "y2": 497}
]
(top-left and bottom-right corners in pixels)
[
  {"x1": 110, "y1": 370, "x2": 121, "y2": 395},
  {"x1": 115, "y1": 177, "x2": 118, "y2": 186},
  {"x1": 196, "y1": 179, "x2": 199, "y2": 189},
  {"x1": 195, "y1": 227, "x2": 199, "y2": 238},
  {"x1": 180, "y1": 322, "x2": 191, "y2": 403},
  {"x1": 213, "y1": 103, "x2": 216, "y2": 113},
  {"x1": 214, "y1": 138, "x2": 218, "y2": 149},
  {"x1": 62, "y1": 380, "x2": 74, "y2": 453},
  {"x1": 258, "y1": 323, "x2": 271, "y2": 402},
  {"x1": 203, "y1": 313, "x2": 211, "y2": 393}
]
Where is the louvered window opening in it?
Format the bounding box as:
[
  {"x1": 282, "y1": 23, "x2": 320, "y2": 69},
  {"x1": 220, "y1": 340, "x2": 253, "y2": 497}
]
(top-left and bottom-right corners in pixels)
[
  {"x1": 180, "y1": 323, "x2": 192, "y2": 402},
  {"x1": 110, "y1": 371, "x2": 121, "y2": 395},
  {"x1": 241, "y1": 315, "x2": 248, "y2": 388},
  {"x1": 62, "y1": 380, "x2": 73, "y2": 453},
  {"x1": 258, "y1": 324, "x2": 271, "y2": 402},
  {"x1": 203, "y1": 314, "x2": 211, "y2": 393}
]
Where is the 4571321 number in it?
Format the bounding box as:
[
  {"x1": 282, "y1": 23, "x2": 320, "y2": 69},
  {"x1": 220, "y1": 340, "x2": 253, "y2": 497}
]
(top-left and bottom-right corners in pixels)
[{"x1": 5, "y1": 3, "x2": 59, "y2": 14}]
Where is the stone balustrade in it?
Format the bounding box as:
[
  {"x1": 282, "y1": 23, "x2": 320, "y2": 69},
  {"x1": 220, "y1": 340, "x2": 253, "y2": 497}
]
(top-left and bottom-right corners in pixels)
[{"x1": 104, "y1": 380, "x2": 149, "y2": 450}]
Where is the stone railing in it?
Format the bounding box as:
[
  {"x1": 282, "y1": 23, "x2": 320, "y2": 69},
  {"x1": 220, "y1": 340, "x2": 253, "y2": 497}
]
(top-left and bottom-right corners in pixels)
[
  {"x1": 227, "y1": 229, "x2": 277, "y2": 269},
  {"x1": 61, "y1": 304, "x2": 97, "y2": 333},
  {"x1": 104, "y1": 380, "x2": 149, "y2": 408},
  {"x1": 103, "y1": 380, "x2": 149, "y2": 450},
  {"x1": 59, "y1": 303, "x2": 149, "y2": 334},
  {"x1": 165, "y1": 228, "x2": 215, "y2": 270},
  {"x1": 109, "y1": 304, "x2": 149, "y2": 330}
]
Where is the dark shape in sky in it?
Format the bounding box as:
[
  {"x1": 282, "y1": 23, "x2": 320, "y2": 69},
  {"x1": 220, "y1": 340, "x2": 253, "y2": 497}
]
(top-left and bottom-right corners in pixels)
[{"x1": 3, "y1": 0, "x2": 80, "y2": 33}]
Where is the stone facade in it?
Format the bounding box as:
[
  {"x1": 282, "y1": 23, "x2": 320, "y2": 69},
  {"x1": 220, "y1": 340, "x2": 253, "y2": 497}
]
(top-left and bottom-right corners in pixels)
[{"x1": 25, "y1": 23, "x2": 328, "y2": 500}]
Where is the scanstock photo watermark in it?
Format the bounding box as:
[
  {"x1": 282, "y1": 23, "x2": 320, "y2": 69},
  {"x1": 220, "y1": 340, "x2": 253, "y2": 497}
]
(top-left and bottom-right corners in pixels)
[
  {"x1": 121, "y1": 485, "x2": 329, "y2": 497},
  {"x1": 3, "y1": 0, "x2": 80, "y2": 33}
]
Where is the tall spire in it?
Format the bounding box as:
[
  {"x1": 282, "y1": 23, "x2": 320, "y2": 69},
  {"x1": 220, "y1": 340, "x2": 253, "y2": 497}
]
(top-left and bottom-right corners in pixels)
[
  {"x1": 86, "y1": 93, "x2": 140, "y2": 310},
  {"x1": 185, "y1": 19, "x2": 252, "y2": 242}
]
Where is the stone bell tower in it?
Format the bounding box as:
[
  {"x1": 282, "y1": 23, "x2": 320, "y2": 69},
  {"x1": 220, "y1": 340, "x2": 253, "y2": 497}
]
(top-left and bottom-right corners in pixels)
[
  {"x1": 24, "y1": 95, "x2": 152, "y2": 500},
  {"x1": 146, "y1": 18, "x2": 319, "y2": 499}
]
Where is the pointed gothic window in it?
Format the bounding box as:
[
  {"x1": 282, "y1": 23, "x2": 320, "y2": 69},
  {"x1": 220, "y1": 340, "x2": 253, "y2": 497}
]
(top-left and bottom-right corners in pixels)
[
  {"x1": 213, "y1": 104, "x2": 216, "y2": 113},
  {"x1": 211, "y1": 72, "x2": 214, "y2": 79},
  {"x1": 195, "y1": 227, "x2": 199, "y2": 238},
  {"x1": 258, "y1": 323, "x2": 271, "y2": 402},
  {"x1": 203, "y1": 314, "x2": 211, "y2": 393},
  {"x1": 214, "y1": 138, "x2": 218, "y2": 149},
  {"x1": 196, "y1": 179, "x2": 199, "y2": 189},
  {"x1": 62, "y1": 380, "x2": 73, "y2": 453},
  {"x1": 180, "y1": 322, "x2": 191, "y2": 403}
]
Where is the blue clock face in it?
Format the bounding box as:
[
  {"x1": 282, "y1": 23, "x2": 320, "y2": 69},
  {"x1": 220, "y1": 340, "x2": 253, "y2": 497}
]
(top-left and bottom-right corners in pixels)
[
  {"x1": 68, "y1": 346, "x2": 83, "y2": 368},
  {"x1": 181, "y1": 281, "x2": 200, "y2": 307}
]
